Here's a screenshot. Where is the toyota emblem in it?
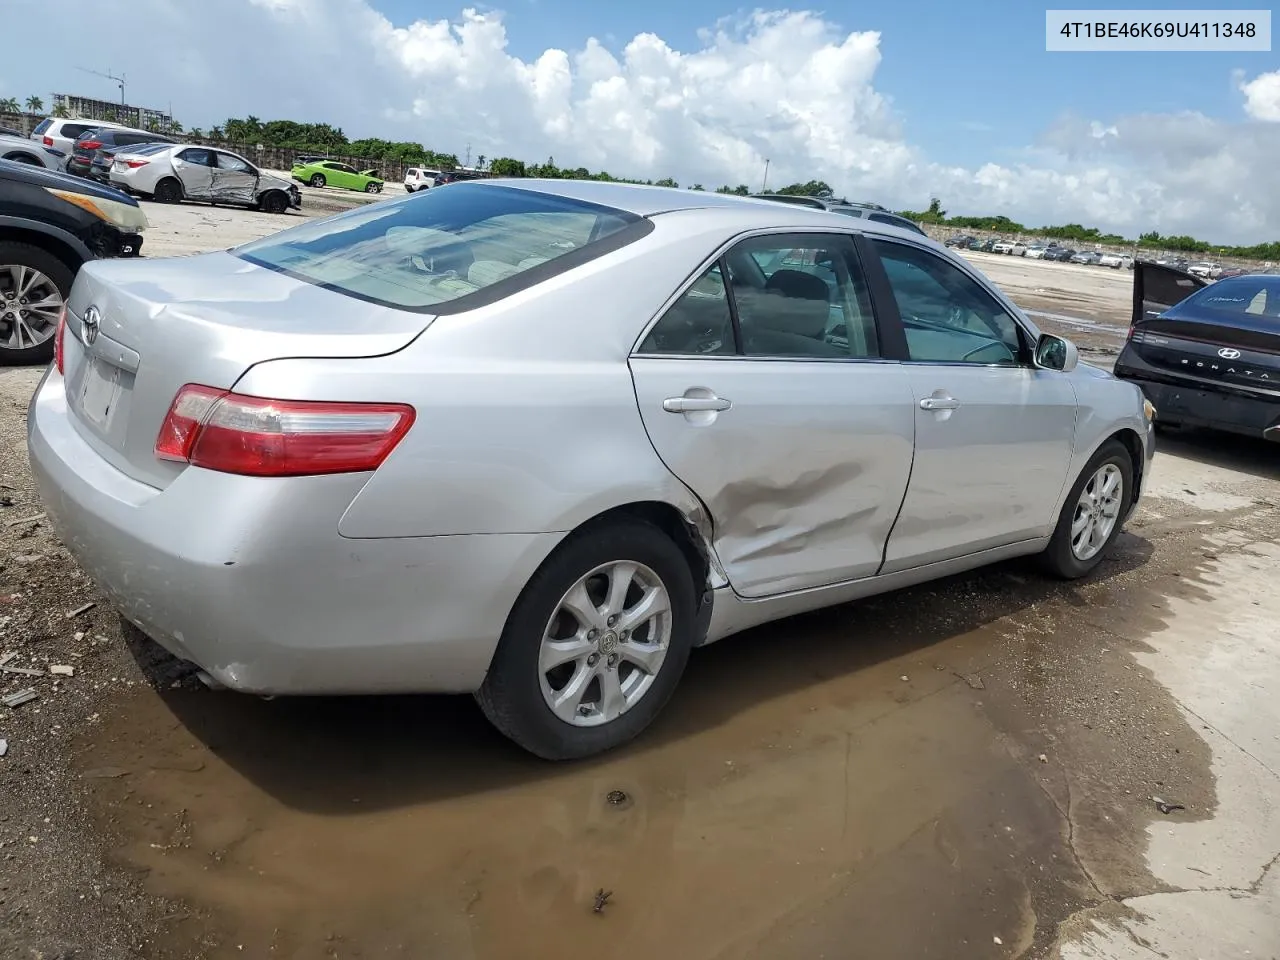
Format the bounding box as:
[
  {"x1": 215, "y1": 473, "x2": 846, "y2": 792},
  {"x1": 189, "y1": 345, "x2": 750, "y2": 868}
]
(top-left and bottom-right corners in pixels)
[
  {"x1": 1217, "y1": 347, "x2": 1241, "y2": 360},
  {"x1": 82, "y1": 305, "x2": 101, "y2": 346}
]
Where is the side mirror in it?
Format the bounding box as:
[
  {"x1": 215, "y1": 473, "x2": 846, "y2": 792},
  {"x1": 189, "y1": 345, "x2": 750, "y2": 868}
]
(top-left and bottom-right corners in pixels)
[{"x1": 1034, "y1": 333, "x2": 1078, "y2": 372}]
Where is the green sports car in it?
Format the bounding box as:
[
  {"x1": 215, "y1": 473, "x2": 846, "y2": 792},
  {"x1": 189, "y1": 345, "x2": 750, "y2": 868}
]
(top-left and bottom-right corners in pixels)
[{"x1": 290, "y1": 159, "x2": 384, "y2": 193}]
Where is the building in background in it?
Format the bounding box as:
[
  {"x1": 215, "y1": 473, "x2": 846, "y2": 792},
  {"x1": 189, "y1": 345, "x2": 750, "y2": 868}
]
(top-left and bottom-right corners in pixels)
[{"x1": 51, "y1": 93, "x2": 178, "y2": 134}]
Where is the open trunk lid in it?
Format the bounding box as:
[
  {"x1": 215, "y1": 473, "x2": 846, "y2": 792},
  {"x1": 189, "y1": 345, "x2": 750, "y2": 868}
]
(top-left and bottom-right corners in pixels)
[
  {"x1": 62, "y1": 252, "x2": 432, "y2": 489},
  {"x1": 1129, "y1": 263, "x2": 1280, "y2": 392}
]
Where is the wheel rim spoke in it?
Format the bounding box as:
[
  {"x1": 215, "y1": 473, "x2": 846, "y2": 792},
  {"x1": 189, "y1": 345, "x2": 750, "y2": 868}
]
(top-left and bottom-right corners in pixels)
[
  {"x1": 560, "y1": 582, "x2": 606, "y2": 632},
  {"x1": 618, "y1": 640, "x2": 664, "y2": 675},
  {"x1": 597, "y1": 668, "x2": 626, "y2": 719},
  {"x1": 550, "y1": 663, "x2": 595, "y2": 722},
  {"x1": 539, "y1": 635, "x2": 593, "y2": 674},
  {"x1": 604, "y1": 562, "x2": 636, "y2": 617},
  {"x1": 619, "y1": 585, "x2": 669, "y2": 633}
]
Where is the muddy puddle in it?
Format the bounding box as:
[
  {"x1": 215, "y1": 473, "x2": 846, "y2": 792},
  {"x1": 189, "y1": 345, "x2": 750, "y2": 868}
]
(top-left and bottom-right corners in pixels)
[{"x1": 68, "y1": 524, "x2": 1228, "y2": 960}]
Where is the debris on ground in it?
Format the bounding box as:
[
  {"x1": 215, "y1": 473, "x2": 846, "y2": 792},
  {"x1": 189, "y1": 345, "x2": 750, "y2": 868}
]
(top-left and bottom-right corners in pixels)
[
  {"x1": 1, "y1": 663, "x2": 45, "y2": 676},
  {"x1": 592, "y1": 888, "x2": 613, "y2": 913},
  {"x1": 4, "y1": 511, "x2": 45, "y2": 528},
  {"x1": 3, "y1": 688, "x2": 39, "y2": 709},
  {"x1": 900, "y1": 675, "x2": 910, "y2": 682},
  {"x1": 50, "y1": 664, "x2": 75, "y2": 677},
  {"x1": 956, "y1": 672, "x2": 986, "y2": 690},
  {"x1": 994, "y1": 935, "x2": 1004, "y2": 945},
  {"x1": 0, "y1": 737, "x2": 8, "y2": 757},
  {"x1": 1039, "y1": 754, "x2": 1049, "y2": 763},
  {"x1": 0, "y1": 651, "x2": 17, "y2": 667},
  {"x1": 1150, "y1": 796, "x2": 1186, "y2": 815},
  {"x1": 65, "y1": 601, "x2": 97, "y2": 619}
]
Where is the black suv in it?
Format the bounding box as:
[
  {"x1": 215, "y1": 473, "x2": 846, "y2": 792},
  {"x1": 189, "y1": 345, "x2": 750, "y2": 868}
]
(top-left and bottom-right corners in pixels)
[
  {"x1": 68, "y1": 128, "x2": 176, "y2": 181},
  {"x1": 0, "y1": 159, "x2": 146, "y2": 364},
  {"x1": 750, "y1": 194, "x2": 927, "y2": 236}
]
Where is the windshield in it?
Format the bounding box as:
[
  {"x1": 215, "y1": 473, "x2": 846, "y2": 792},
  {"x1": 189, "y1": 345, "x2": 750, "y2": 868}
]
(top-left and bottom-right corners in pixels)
[
  {"x1": 235, "y1": 182, "x2": 645, "y2": 312},
  {"x1": 1179, "y1": 277, "x2": 1280, "y2": 321}
]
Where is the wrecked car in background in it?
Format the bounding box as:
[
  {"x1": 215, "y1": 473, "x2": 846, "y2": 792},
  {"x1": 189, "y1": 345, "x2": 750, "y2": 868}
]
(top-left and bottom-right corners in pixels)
[{"x1": 109, "y1": 144, "x2": 301, "y2": 214}]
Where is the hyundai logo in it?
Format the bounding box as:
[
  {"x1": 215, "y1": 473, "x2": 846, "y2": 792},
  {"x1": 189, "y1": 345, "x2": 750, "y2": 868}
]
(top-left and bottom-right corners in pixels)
[
  {"x1": 81, "y1": 305, "x2": 101, "y2": 346},
  {"x1": 1218, "y1": 347, "x2": 1241, "y2": 360}
]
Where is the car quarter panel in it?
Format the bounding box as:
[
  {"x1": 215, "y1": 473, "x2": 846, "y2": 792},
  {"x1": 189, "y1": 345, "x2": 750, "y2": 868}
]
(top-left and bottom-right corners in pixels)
[
  {"x1": 235, "y1": 215, "x2": 757, "y2": 539},
  {"x1": 1057, "y1": 364, "x2": 1154, "y2": 511}
]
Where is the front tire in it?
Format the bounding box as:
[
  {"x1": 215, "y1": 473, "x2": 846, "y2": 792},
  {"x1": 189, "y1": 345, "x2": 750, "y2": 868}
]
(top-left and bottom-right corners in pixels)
[
  {"x1": 1040, "y1": 440, "x2": 1134, "y2": 579},
  {"x1": 259, "y1": 191, "x2": 289, "y2": 215},
  {"x1": 0, "y1": 243, "x2": 74, "y2": 366},
  {"x1": 476, "y1": 519, "x2": 697, "y2": 760}
]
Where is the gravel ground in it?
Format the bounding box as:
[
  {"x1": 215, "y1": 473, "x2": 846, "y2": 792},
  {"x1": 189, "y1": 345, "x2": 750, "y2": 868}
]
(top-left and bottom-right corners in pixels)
[{"x1": 1, "y1": 204, "x2": 1277, "y2": 959}]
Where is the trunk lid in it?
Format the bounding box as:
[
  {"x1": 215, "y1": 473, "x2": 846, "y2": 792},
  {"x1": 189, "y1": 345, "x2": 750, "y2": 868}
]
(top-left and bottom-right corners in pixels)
[
  {"x1": 63, "y1": 252, "x2": 432, "y2": 489},
  {"x1": 1129, "y1": 264, "x2": 1280, "y2": 392}
]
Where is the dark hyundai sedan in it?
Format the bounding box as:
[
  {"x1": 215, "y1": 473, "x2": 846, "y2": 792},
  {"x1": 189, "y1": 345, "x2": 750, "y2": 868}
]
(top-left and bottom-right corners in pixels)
[
  {"x1": 1116, "y1": 262, "x2": 1280, "y2": 441},
  {"x1": 67, "y1": 128, "x2": 175, "y2": 181}
]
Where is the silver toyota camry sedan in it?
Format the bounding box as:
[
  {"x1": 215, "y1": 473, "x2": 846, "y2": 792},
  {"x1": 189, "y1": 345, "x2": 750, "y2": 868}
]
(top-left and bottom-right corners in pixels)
[{"x1": 28, "y1": 180, "x2": 1155, "y2": 759}]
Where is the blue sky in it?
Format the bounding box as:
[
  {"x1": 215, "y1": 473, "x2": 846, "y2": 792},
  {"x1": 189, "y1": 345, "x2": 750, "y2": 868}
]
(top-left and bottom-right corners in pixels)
[
  {"x1": 7, "y1": 0, "x2": 1280, "y2": 241},
  {"x1": 374, "y1": 0, "x2": 1277, "y2": 168}
]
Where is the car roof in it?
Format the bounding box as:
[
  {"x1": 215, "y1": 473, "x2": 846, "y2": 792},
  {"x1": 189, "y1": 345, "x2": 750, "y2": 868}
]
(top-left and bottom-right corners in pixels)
[
  {"x1": 464, "y1": 179, "x2": 940, "y2": 242},
  {"x1": 54, "y1": 117, "x2": 137, "y2": 131}
]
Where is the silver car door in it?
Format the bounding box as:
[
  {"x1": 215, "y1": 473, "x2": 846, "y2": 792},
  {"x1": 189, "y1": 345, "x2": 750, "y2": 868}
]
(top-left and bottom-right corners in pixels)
[
  {"x1": 171, "y1": 147, "x2": 214, "y2": 198},
  {"x1": 630, "y1": 232, "x2": 916, "y2": 599},
  {"x1": 211, "y1": 152, "x2": 260, "y2": 205},
  {"x1": 868, "y1": 237, "x2": 1077, "y2": 572}
]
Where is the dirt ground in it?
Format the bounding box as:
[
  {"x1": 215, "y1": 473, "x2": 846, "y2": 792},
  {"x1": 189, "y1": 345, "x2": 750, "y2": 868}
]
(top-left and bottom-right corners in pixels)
[{"x1": 1, "y1": 204, "x2": 1278, "y2": 960}]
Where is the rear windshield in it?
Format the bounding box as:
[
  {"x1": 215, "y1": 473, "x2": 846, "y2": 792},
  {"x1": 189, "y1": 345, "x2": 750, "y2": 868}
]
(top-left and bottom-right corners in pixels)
[
  {"x1": 33, "y1": 119, "x2": 51, "y2": 135},
  {"x1": 1181, "y1": 277, "x2": 1280, "y2": 320},
  {"x1": 119, "y1": 142, "x2": 172, "y2": 156},
  {"x1": 235, "y1": 183, "x2": 647, "y2": 312}
]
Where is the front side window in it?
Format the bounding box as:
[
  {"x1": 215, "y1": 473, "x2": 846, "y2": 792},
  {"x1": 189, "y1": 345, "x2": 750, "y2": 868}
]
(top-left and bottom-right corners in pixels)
[
  {"x1": 178, "y1": 148, "x2": 214, "y2": 166},
  {"x1": 216, "y1": 153, "x2": 254, "y2": 173},
  {"x1": 872, "y1": 239, "x2": 1023, "y2": 365},
  {"x1": 236, "y1": 183, "x2": 645, "y2": 312}
]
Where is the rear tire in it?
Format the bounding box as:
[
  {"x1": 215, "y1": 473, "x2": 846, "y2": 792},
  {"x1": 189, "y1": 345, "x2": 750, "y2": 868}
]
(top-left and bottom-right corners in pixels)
[
  {"x1": 1040, "y1": 440, "x2": 1134, "y2": 579},
  {"x1": 0, "y1": 242, "x2": 74, "y2": 366},
  {"x1": 152, "y1": 177, "x2": 183, "y2": 203},
  {"x1": 309, "y1": 173, "x2": 326, "y2": 188},
  {"x1": 476, "y1": 519, "x2": 697, "y2": 760}
]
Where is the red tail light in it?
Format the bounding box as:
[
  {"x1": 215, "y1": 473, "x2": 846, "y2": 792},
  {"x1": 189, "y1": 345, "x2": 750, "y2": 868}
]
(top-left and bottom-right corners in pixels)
[
  {"x1": 154, "y1": 385, "x2": 416, "y2": 477},
  {"x1": 42, "y1": 136, "x2": 53, "y2": 146},
  {"x1": 125, "y1": 159, "x2": 149, "y2": 169},
  {"x1": 54, "y1": 307, "x2": 67, "y2": 375},
  {"x1": 78, "y1": 140, "x2": 104, "y2": 150}
]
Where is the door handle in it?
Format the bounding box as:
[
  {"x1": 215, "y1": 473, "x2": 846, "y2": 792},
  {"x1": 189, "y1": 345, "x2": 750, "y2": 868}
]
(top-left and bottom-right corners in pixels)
[
  {"x1": 663, "y1": 396, "x2": 732, "y2": 413},
  {"x1": 919, "y1": 396, "x2": 960, "y2": 411}
]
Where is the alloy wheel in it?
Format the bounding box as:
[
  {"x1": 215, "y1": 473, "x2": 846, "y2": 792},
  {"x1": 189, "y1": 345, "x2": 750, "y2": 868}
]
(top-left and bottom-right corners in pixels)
[
  {"x1": 0, "y1": 264, "x2": 64, "y2": 351},
  {"x1": 538, "y1": 560, "x2": 672, "y2": 727},
  {"x1": 1070, "y1": 463, "x2": 1124, "y2": 561}
]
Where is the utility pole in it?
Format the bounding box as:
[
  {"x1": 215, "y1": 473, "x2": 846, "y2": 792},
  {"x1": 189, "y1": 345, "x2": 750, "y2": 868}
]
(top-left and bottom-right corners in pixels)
[
  {"x1": 761, "y1": 158, "x2": 770, "y2": 193},
  {"x1": 465, "y1": 142, "x2": 472, "y2": 168}
]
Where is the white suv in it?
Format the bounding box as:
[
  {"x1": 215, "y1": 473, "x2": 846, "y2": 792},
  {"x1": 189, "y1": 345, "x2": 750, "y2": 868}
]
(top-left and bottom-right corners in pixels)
[
  {"x1": 31, "y1": 117, "x2": 142, "y2": 159},
  {"x1": 404, "y1": 167, "x2": 440, "y2": 193}
]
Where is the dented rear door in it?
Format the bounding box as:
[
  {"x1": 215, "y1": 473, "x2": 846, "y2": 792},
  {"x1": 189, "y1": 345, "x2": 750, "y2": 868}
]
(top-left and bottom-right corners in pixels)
[{"x1": 630, "y1": 357, "x2": 916, "y2": 598}]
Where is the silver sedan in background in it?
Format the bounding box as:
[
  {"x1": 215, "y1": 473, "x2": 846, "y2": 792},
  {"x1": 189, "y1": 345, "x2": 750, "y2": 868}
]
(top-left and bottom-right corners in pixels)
[
  {"x1": 28, "y1": 181, "x2": 1155, "y2": 759},
  {"x1": 107, "y1": 143, "x2": 301, "y2": 214}
]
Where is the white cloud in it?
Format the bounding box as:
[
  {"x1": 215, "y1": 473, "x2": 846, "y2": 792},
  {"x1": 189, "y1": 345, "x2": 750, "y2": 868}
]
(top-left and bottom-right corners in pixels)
[
  {"x1": 6, "y1": 0, "x2": 1280, "y2": 243},
  {"x1": 1239, "y1": 69, "x2": 1280, "y2": 122}
]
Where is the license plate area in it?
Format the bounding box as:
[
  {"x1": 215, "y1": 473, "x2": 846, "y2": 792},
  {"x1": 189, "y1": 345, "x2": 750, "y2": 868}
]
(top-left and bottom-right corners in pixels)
[{"x1": 78, "y1": 357, "x2": 122, "y2": 430}]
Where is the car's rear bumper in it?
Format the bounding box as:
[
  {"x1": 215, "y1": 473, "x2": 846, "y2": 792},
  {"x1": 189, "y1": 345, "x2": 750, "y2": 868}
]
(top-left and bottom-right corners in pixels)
[
  {"x1": 27, "y1": 368, "x2": 562, "y2": 694},
  {"x1": 1116, "y1": 354, "x2": 1280, "y2": 441}
]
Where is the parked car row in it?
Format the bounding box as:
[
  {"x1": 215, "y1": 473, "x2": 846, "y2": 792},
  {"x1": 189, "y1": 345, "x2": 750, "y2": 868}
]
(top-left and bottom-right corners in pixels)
[{"x1": 944, "y1": 235, "x2": 1137, "y2": 269}]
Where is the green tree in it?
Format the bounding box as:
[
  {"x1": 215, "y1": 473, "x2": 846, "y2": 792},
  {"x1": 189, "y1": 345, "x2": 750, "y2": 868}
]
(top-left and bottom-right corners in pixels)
[
  {"x1": 475, "y1": 154, "x2": 486, "y2": 171},
  {"x1": 52, "y1": 103, "x2": 70, "y2": 118},
  {"x1": 776, "y1": 180, "x2": 832, "y2": 197},
  {"x1": 489, "y1": 157, "x2": 526, "y2": 177},
  {"x1": 690, "y1": 183, "x2": 705, "y2": 191},
  {"x1": 0, "y1": 97, "x2": 20, "y2": 113},
  {"x1": 25, "y1": 95, "x2": 44, "y2": 113}
]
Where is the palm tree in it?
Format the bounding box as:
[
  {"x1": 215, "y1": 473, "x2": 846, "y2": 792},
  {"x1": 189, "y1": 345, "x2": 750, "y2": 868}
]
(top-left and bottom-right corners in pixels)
[
  {"x1": 189, "y1": 127, "x2": 205, "y2": 140},
  {"x1": 476, "y1": 154, "x2": 486, "y2": 171},
  {"x1": 52, "y1": 104, "x2": 70, "y2": 118},
  {"x1": 209, "y1": 126, "x2": 224, "y2": 141},
  {"x1": 0, "y1": 97, "x2": 19, "y2": 113},
  {"x1": 25, "y1": 96, "x2": 44, "y2": 114}
]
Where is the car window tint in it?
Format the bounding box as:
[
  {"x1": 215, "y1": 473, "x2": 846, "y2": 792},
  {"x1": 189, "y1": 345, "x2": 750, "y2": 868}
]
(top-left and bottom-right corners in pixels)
[
  {"x1": 33, "y1": 119, "x2": 51, "y2": 135},
  {"x1": 179, "y1": 148, "x2": 214, "y2": 166},
  {"x1": 637, "y1": 263, "x2": 735, "y2": 356},
  {"x1": 1183, "y1": 277, "x2": 1280, "y2": 320},
  {"x1": 727, "y1": 234, "x2": 877, "y2": 359},
  {"x1": 236, "y1": 183, "x2": 644, "y2": 311},
  {"x1": 873, "y1": 239, "x2": 1023, "y2": 365},
  {"x1": 216, "y1": 153, "x2": 253, "y2": 173},
  {"x1": 61, "y1": 123, "x2": 94, "y2": 139},
  {"x1": 1145, "y1": 266, "x2": 1204, "y2": 307},
  {"x1": 868, "y1": 213, "x2": 926, "y2": 236}
]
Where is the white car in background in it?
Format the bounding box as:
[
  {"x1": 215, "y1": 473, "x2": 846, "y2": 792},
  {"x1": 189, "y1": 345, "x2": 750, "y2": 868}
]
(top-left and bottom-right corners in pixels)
[
  {"x1": 1098, "y1": 252, "x2": 1134, "y2": 270},
  {"x1": 1009, "y1": 240, "x2": 1029, "y2": 257},
  {"x1": 1025, "y1": 245, "x2": 1048, "y2": 259},
  {"x1": 109, "y1": 144, "x2": 301, "y2": 214},
  {"x1": 1187, "y1": 261, "x2": 1222, "y2": 279},
  {"x1": 991, "y1": 240, "x2": 1016, "y2": 254},
  {"x1": 0, "y1": 132, "x2": 63, "y2": 169},
  {"x1": 404, "y1": 167, "x2": 440, "y2": 192},
  {"x1": 31, "y1": 117, "x2": 138, "y2": 159}
]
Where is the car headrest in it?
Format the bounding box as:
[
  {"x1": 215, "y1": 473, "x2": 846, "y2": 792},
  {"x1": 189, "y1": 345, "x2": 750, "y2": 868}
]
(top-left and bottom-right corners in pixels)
[{"x1": 764, "y1": 268, "x2": 830, "y2": 303}]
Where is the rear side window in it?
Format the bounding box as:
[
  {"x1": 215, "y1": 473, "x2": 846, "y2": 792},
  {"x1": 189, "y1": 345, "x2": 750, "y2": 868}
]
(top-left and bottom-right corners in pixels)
[
  {"x1": 60, "y1": 123, "x2": 94, "y2": 139},
  {"x1": 33, "y1": 119, "x2": 51, "y2": 135},
  {"x1": 235, "y1": 183, "x2": 649, "y2": 312}
]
